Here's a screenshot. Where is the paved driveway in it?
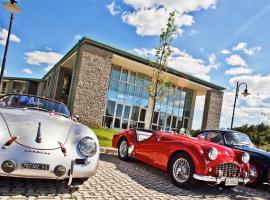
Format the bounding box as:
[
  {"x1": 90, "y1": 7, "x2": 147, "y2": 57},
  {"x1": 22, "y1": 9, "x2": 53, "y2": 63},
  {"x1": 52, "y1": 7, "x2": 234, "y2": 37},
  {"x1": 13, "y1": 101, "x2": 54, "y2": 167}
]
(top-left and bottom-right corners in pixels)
[{"x1": 0, "y1": 154, "x2": 269, "y2": 200}]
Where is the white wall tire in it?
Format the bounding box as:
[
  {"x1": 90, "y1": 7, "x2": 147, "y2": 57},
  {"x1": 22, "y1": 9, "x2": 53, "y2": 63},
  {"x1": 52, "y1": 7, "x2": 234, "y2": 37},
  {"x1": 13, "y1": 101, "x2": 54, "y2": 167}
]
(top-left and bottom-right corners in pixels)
[
  {"x1": 169, "y1": 153, "x2": 197, "y2": 188},
  {"x1": 118, "y1": 138, "x2": 129, "y2": 161}
]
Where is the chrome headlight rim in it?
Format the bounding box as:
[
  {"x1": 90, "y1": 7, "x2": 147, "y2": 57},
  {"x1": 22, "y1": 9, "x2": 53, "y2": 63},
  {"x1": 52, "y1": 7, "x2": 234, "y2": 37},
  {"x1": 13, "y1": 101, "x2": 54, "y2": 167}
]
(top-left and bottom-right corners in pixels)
[
  {"x1": 242, "y1": 152, "x2": 250, "y2": 164},
  {"x1": 208, "y1": 147, "x2": 218, "y2": 161},
  {"x1": 78, "y1": 137, "x2": 97, "y2": 157}
]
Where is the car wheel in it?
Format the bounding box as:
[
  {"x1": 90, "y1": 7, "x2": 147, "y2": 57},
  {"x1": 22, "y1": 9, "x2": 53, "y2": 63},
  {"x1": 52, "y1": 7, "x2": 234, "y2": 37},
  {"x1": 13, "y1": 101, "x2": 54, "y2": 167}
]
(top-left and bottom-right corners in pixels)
[
  {"x1": 169, "y1": 152, "x2": 197, "y2": 188},
  {"x1": 118, "y1": 138, "x2": 129, "y2": 161}
]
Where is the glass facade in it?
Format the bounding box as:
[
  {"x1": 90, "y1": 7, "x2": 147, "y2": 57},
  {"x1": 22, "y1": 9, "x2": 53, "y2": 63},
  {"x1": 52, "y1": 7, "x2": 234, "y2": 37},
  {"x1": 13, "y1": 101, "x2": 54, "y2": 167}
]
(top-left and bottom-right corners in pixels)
[
  {"x1": 103, "y1": 65, "x2": 194, "y2": 132},
  {"x1": 103, "y1": 65, "x2": 150, "y2": 129},
  {"x1": 151, "y1": 87, "x2": 193, "y2": 132}
]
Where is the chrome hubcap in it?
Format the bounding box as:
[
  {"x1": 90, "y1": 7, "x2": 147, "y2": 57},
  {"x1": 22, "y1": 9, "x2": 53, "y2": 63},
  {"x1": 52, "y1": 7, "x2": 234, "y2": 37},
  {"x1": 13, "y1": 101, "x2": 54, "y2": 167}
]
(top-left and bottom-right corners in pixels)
[
  {"x1": 119, "y1": 140, "x2": 127, "y2": 158},
  {"x1": 173, "y1": 158, "x2": 190, "y2": 183}
]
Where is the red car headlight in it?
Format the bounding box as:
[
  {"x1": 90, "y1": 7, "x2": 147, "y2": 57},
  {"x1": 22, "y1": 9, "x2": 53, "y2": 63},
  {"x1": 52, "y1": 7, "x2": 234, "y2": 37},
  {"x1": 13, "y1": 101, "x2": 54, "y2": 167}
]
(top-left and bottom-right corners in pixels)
[{"x1": 208, "y1": 147, "x2": 218, "y2": 161}]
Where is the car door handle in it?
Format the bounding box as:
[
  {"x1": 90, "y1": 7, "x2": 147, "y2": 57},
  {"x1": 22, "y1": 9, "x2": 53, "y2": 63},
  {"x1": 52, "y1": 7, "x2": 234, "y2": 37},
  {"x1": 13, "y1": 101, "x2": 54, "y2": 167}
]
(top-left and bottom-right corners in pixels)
[{"x1": 157, "y1": 137, "x2": 161, "y2": 142}]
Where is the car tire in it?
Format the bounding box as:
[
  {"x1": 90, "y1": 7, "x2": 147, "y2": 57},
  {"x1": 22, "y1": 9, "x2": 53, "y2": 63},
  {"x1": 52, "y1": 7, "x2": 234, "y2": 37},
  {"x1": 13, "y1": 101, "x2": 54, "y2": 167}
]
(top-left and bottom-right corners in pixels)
[
  {"x1": 118, "y1": 138, "x2": 129, "y2": 161},
  {"x1": 169, "y1": 152, "x2": 197, "y2": 188}
]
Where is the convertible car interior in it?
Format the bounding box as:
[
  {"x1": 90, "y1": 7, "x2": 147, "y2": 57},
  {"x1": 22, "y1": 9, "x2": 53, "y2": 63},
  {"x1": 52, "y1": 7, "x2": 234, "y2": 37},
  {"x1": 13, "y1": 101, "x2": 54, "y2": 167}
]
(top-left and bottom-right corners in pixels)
[{"x1": 136, "y1": 129, "x2": 155, "y2": 142}]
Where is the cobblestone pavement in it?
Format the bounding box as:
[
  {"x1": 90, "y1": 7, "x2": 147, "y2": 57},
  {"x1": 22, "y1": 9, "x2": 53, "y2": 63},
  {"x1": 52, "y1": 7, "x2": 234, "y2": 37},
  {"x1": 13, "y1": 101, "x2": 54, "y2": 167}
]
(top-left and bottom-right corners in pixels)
[{"x1": 0, "y1": 154, "x2": 269, "y2": 200}]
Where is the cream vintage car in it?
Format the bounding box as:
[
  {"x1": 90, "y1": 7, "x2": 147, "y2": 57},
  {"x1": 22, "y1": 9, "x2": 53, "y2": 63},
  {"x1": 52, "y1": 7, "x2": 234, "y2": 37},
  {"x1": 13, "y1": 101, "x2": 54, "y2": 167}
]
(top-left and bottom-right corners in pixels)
[{"x1": 0, "y1": 94, "x2": 99, "y2": 185}]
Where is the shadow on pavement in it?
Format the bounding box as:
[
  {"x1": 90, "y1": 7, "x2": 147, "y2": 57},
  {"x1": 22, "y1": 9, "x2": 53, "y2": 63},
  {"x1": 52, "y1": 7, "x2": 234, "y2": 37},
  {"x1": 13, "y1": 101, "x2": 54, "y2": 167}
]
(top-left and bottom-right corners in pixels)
[
  {"x1": 0, "y1": 177, "x2": 79, "y2": 197},
  {"x1": 100, "y1": 154, "x2": 270, "y2": 200}
]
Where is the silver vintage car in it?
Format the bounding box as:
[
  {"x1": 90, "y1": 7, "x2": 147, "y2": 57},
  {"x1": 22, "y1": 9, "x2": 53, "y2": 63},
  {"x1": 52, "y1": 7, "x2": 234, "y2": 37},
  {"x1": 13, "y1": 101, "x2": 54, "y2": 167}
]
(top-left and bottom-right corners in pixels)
[{"x1": 0, "y1": 94, "x2": 99, "y2": 185}]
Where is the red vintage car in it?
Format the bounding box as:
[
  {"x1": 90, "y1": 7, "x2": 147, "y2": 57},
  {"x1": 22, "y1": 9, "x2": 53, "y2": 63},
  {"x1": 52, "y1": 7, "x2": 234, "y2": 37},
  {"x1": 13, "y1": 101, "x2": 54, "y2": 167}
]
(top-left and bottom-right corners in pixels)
[{"x1": 112, "y1": 129, "x2": 251, "y2": 188}]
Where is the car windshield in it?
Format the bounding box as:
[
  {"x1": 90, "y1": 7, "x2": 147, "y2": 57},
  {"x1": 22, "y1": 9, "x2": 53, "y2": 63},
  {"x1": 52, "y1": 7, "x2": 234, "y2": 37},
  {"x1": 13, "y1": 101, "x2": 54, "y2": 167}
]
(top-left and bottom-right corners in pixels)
[
  {"x1": 224, "y1": 131, "x2": 254, "y2": 146},
  {"x1": 0, "y1": 94, "x2": 71, "y2": 118}
]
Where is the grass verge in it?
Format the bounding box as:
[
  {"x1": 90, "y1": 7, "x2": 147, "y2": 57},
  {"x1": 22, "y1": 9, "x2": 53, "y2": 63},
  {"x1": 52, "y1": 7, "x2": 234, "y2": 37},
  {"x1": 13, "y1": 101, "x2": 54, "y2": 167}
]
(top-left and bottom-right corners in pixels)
[{"x1": 91, "y1": 127, "x2": 119, "y2": 147}]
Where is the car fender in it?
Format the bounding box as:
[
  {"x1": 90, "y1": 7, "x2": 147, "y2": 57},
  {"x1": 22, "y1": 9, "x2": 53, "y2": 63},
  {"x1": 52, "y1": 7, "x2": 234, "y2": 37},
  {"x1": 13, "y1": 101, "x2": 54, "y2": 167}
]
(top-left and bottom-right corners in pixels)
[
  {"x1": 113, "y1": 129, "x2": 136, "y2": 148},
  {"x1": 167, "y1": 142, "x2": 207, "y2": 174}
]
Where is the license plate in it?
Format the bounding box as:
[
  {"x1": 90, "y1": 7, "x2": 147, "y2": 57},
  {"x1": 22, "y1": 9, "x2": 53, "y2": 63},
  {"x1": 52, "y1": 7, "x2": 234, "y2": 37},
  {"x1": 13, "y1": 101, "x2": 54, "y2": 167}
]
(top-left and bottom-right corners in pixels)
[
  {"x1": 225, "y1": 178, "x2": 239, "y2": 186},
  {"x1": 21, "y1": 162, "x2": 49, "y2": 171}
]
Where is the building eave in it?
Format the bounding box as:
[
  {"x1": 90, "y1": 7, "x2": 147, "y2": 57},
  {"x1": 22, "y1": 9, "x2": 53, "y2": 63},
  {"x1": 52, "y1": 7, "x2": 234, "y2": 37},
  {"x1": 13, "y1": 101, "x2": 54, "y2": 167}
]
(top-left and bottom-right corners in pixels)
[{"x1": 3, "y1": 77, "x2": 42, "y2": 82}]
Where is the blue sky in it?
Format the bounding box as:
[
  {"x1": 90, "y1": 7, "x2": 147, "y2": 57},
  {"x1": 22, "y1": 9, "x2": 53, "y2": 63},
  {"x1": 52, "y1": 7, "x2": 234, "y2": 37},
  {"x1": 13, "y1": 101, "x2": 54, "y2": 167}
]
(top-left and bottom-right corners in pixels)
[{"x1": 1, "y1": 0, "x2": 270, "y2": 129}]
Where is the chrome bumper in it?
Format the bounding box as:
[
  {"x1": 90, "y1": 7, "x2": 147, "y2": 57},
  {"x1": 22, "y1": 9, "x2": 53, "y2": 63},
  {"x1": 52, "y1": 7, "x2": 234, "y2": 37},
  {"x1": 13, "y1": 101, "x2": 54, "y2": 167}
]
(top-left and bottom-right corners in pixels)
[{"x1": 193, "y1": 171, "x2": 249, "y2": 185}]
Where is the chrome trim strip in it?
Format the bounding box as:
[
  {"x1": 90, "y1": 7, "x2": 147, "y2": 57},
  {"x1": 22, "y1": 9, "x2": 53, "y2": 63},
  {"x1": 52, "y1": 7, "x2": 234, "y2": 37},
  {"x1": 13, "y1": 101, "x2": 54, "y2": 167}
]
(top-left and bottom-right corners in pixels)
[{"x1": 193, "y1": 174, "x2": 250, "y2": 184}]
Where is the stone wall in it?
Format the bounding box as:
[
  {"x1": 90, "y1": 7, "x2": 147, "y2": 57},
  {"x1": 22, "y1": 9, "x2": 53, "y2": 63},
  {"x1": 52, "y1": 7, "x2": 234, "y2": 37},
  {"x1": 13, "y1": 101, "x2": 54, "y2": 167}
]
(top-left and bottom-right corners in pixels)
[
  {"x1": 201, "y1": 89, "x2": 224, "y2": 130},
  {"x1": 72, "y1": 44, "x2": 113, "y2": 127}
]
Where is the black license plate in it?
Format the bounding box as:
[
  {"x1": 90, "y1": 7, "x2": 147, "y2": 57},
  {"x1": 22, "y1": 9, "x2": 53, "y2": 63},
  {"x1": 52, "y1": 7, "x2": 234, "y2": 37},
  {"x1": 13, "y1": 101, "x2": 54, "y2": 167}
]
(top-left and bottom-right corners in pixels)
[{"x1": 21, "y1": 162, "x2": 49, "y2": 171}]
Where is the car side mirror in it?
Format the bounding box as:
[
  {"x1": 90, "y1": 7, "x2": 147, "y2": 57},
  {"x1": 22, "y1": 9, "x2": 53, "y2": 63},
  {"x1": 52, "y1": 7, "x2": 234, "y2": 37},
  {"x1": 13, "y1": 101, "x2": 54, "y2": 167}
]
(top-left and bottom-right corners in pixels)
[{"x1": 73, "y1": 114, "x2": 79, "y2": 121}]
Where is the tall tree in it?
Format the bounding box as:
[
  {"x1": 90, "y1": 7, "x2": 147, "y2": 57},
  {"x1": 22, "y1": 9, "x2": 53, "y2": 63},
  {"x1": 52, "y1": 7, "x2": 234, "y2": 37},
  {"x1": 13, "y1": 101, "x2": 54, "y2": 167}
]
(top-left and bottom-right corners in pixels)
[{"x1": 145, "y1": 12, "x2": 177, "y2": 129}]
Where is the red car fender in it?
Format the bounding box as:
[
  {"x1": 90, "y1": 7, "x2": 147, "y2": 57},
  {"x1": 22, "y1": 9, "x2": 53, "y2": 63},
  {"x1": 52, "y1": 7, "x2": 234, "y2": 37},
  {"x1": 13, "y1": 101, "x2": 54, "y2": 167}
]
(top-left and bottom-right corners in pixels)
[
  {"x1": 166, "y1": 142, "x2": 207, "y2": 174},
  {"x1": 112, "y1": 130, "x2": 136, "y2": 148}
]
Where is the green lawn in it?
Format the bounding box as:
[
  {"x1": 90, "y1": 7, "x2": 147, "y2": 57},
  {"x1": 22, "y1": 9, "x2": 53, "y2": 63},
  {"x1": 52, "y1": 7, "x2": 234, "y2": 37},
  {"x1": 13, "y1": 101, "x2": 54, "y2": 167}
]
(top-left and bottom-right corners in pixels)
[{"x1": 91, "y1": 127, "x2": 119, "y2": 147}]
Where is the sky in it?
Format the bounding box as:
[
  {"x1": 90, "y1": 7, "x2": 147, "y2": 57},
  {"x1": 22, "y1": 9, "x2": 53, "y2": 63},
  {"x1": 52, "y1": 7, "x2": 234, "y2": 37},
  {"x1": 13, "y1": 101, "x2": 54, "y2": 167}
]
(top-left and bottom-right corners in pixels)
[{"x1": 0, "y1": 0, "x2": 270, "y2": 129}]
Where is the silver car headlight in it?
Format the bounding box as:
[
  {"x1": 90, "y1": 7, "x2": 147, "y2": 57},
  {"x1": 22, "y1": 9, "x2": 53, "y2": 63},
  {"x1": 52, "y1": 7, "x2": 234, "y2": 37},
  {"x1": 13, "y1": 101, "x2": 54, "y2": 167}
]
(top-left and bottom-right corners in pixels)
[
  {"x1": 208, "y1": 147, "x2": 218, "y2": 161},
  {"x1": 78, "y1": 137, "x2": 97, "y2": 157},
  {"x1": 242, "y1": 152, "x2": 250, "y2": 164}
]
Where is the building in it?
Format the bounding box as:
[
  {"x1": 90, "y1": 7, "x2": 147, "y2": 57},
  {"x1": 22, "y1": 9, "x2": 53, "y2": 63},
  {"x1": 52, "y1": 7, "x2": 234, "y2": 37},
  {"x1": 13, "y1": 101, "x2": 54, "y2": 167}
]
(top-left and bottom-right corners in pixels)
[
  {"x1": 0, "y1": 37, "x2": 225, "y2": 130},
  {"x1": 0, "y1": 77, "x2": 40, "y2": 95}
]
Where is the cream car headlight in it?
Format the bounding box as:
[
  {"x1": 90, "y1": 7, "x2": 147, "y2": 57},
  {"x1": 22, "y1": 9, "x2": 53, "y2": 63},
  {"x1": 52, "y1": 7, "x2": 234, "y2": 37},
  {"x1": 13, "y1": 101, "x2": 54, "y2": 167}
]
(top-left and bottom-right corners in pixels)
[
  {"x1": 208, "y1": 147, "x2": 218, "y2": 160},
  {"x1": 78, "y1": 137, "x2": 97, "y2": 157},
  {"x1": 242, "y1": 152, "x2": 250, "y2": 164}
]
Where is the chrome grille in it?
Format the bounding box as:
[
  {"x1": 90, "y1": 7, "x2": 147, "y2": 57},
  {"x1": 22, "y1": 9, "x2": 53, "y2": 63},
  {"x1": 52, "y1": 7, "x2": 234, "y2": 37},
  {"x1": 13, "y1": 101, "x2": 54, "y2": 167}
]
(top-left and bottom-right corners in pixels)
[{"x1": 217, "y1": 163, "x2": 239, "y2": 177}]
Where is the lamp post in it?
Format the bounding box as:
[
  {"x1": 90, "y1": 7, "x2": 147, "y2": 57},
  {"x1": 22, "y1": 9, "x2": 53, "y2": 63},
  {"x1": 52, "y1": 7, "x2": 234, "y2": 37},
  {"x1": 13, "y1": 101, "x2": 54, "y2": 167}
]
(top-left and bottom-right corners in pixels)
[
  {"x1": 231, "y1": 81, "x2": 250, "y2": 129},
  {"x1": 0, "y1": 0, "x2": 21, "y2": 85}
]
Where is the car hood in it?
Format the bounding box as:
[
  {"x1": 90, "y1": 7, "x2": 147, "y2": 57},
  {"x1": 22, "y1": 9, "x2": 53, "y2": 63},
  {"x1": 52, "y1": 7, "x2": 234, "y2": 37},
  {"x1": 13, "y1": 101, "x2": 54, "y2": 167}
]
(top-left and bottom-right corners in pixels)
[
  {"x1": 0, "y1": 108, "x2": 73, "y2": 150},
  {"x1": 171, "y1": 134, "x2": 237, "y2": 157}
]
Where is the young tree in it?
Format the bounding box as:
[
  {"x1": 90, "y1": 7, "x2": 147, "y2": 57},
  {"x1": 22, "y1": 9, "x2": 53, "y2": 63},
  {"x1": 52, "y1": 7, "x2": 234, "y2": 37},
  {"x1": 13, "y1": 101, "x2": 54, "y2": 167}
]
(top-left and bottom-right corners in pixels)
[{"x1": 145, "y1": 12, "x2": 177, "y2": 129}]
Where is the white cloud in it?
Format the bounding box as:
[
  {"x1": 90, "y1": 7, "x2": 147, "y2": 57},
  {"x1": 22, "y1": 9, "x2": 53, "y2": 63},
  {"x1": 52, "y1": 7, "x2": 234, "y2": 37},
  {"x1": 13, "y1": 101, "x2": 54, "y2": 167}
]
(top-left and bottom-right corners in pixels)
[
  {"x1": 225, "y1": 54, "x2": 247, "y2": 67},
  {"x1": 122, "y1": 7, "x2": 192, "y2": 36},
  {"x1": 220, "y1": 90, "x2": 270, "y2": 128},
  {"x1": 221, "y1": 49, "x2": 231, "y2": 55},
  {"x1": 225, "y1": 66, "x2": 253, "y2": 75},
  {"x1": 107, "y1": 1, "x2": 121, "y2": 16},
  {"x1": 130, "y1": 47, "x2": 220, "y2": 80},
  {"x1": 122, "y1": 0, "x2": 217, "y2": 36},
  {"x1": 22, "y1": 68, "x2": 33, "y2": 74},
  {"x1": 74, "y1": 34, "x2": 82, "y2": 41},
  {"x1": 130, "y1": 48, "x2": 156, "y2": 57},
  {"x1": 0, "y1": 28, "x2": 21, "y2": 46},
  {"x1": 24, "y1": 50, "x2": 63, "y2": 72},
  {"x1": 219, "y1": 74, "x2": 270, "y2": 127},
  {"x1": 229, "y1": 74, "x2": 270, "y2": 108},
  {"x1": 208, "y1": 53, "x2": 220, "y2": 69},
  {"x1": 232, "y1": 42, "x2": 261, "y2": 56}
]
